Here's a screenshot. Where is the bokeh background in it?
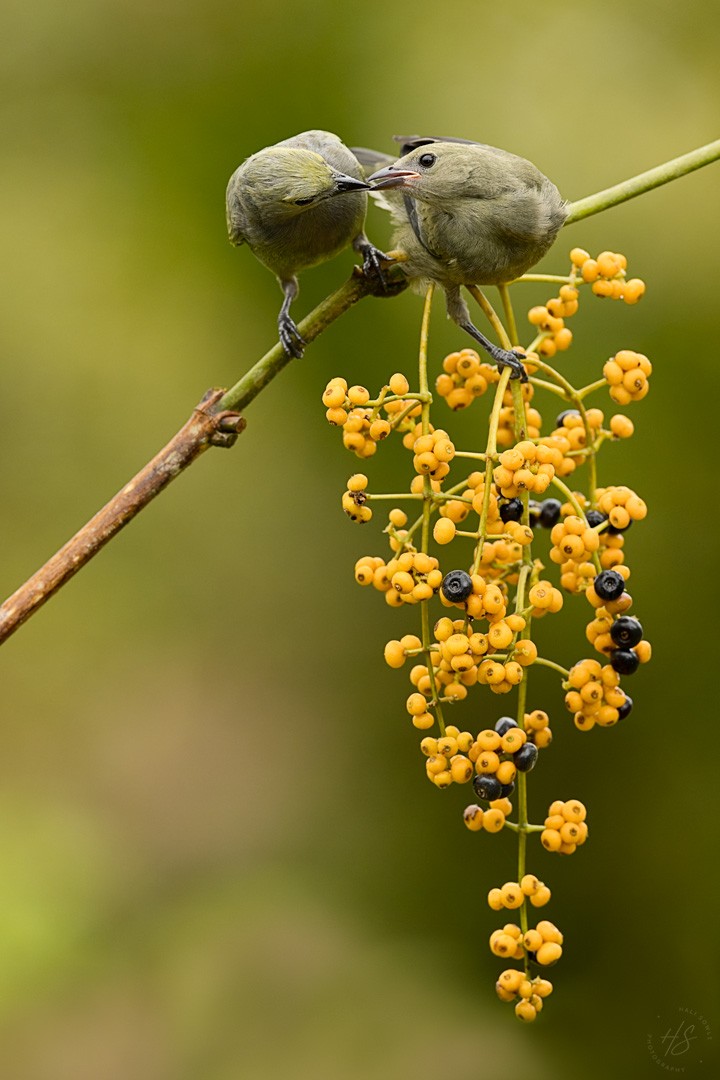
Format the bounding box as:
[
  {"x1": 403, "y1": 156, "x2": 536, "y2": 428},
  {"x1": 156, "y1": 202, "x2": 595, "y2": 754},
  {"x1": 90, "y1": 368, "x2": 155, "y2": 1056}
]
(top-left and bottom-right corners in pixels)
[{"x1": 0, "y1": 2, "x2": 718, "y2": 1077}]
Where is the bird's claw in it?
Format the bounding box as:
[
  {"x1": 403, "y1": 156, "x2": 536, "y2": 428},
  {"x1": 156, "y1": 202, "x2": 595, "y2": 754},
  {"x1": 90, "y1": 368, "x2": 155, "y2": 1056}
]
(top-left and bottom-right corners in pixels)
[
  {"x1": 496, "y1": 349, "x2": 528, "y2": 383},
  {"x1": 360, "y1": 245, "x2": 391, "y2": 292},
  {"x1": 278, "y1": 314, "x2": 306, "y2": 359}
]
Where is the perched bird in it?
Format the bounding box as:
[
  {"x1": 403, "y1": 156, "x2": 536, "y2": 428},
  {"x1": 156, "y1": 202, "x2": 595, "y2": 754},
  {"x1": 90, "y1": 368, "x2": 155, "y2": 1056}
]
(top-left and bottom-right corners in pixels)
[
  {"x1": 357, "y1": 136, "x2": 567, "y2": 379},
  {"x1": 226, "y1": 130, "x2": 387, "y2": 358}
]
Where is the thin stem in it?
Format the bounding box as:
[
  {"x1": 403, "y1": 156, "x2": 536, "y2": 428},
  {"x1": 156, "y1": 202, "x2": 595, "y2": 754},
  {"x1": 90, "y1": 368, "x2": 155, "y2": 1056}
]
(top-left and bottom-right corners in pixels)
[
  {"x1": 528, "y1": 357, "x2": 597, "y2": 496},
  {"x1": 497, "y1": 283, "x2": 519, "y2": 347},
  {"x1": 467, "y1": 286, "x2": 513, "y2": 350},
  {"x1": 534, "y1": 656, "x2": 570, "y2": 679},
  {"x1": 564, "y1": 138, "x2": 720, "y2": 224},
  {"x1": 515, "y1": 274, "x2": 572, "y2": 285},
  {"x1": 471, "y1": 367, "x2": 512, "y2": 574}
]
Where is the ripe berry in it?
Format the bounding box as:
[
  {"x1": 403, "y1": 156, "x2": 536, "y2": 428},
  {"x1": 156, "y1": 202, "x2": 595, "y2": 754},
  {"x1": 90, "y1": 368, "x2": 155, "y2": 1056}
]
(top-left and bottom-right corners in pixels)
[
  {"x1": 501, "y1": 781, "x2": 516, "y2": 799},
  {"x1": 610, "y1": 616, "x2": 643, "y2": 648},
  {"x1": 608, "y1": 517, "x2": 632, "y2": 535},
  {"x1": 473, "y1": 774, "x2": 502, "y2": 802},
  {"x1": 500, "y1": 497, "x2": 524, "y2": 523},
  {"x1": 555, "y1": 409, "x2": 580, "y2": 427},
  {"x1": 441, "y1": 569, "x2": 473, "y2": 602},
  {"x1": 495, "y1": 716, "x2": 518, "y2": 736},
  {"x1": 610, "y1": 648, "x2": 640, "y2": 675},
  {"x1": 538, "y1": 499, "x2": 562, "y2": 528},
  {"x1": 617, "y1": 693, "x2": 633, "y2": 720},
  {"x1": 513, "y1": 742, "x2": 539, "y2": 773},
  {"x1": 585, "y1": 510, "x2": 606, "y2": 529},
  {"x1": 593, "y1": 569, "x2": 625, "y2": 601}
]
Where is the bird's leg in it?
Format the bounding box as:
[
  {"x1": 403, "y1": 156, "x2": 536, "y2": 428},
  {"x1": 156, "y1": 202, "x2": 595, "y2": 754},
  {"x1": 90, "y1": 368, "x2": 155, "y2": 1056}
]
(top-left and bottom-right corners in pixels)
[
  {"x1": 277, "y1": 276, "x2": 305, "y2": 358},
  {"x1": 353, "y1": 233, "x2": 391, "y2": 291},
  {"x1": 447, "y1": 286, "x2": 527, "y2": 382},
  {"x1": 458, "y1": 320, "x2": 528, "y2": 382}
]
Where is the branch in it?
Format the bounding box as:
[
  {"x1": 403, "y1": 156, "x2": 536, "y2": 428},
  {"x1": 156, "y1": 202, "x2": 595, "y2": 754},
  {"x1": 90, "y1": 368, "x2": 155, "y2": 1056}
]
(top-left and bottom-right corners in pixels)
[
  {"x1": 564, "y1": 138, "x2": 720, "y2": 224},
  {"x1": 0, "y1": 266, "x2": 405, "y2": 646}
]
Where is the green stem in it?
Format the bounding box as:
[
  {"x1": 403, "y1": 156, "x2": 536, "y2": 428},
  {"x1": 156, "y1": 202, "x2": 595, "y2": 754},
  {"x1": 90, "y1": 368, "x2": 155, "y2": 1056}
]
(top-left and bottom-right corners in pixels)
[
  {"x1": 564, "y1": 138, "x2": 720, "y2": 224},
  {"x1": 533, "y1": 656, "x2": 570, "y2": 679},
  {"x1": 471, "y1": 367, "x2": 512, "y2": 574},
  {"x1": 218, "y1": 262, "x2": 407, "y2": 412},
  {"x1": 498, "y1": 283, "x2": 519, "y2": 347}
]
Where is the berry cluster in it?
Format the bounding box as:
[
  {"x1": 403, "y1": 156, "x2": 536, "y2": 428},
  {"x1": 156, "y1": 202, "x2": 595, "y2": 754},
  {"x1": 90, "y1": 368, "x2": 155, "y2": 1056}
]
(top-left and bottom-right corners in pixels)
[
  {"x1": 603, "y1": 350, "x2": 652, "y2": 405},
  {"x1": 571, "y1": 247, "x2": 646, "y2": 304},
  {"x1": 435, "y1": 348, "x2": 498, "y2": 410},
  {"x1": 540, "y1": 799, "x2": 588, "y2": 854},
  {"x1": 321, "y1": 245, "x2": 652, "y2": 1021},
  {"x1": 488, "y1": 874, "x2": 551, "y2": 910}
]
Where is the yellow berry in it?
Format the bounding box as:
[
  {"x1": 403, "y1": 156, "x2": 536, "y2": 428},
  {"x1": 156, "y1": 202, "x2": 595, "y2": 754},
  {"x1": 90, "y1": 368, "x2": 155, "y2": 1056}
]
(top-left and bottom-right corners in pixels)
[
  {"x1": 389, "y1": 373, "x2": 410, "y2": 396},
  {"x1": 434, "y1": 517, "x2": 456, "y2": 545},
  {"x1": 536, "y1": 942, "x2": 562, "y2": 966}
]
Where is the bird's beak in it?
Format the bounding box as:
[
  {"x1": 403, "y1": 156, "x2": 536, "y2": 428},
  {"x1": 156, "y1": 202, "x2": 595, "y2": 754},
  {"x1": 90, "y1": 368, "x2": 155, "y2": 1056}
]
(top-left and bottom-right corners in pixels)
[
  {"x1": 368, "y1": 165, "x2": 422, "y2": 190},
  {"x1": 331, "y1": 172, "x2": 372, "y2": 194}
]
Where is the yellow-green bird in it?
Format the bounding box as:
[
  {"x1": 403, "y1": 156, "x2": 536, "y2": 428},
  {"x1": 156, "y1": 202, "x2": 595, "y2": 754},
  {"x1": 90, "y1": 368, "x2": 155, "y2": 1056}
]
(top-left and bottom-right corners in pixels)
[
  {"x1": 226, "y1": 130, "x2": 387, "y2": 358},
  {"x1": 356, "y1": 136, "x2": 567, "y2": 379}
]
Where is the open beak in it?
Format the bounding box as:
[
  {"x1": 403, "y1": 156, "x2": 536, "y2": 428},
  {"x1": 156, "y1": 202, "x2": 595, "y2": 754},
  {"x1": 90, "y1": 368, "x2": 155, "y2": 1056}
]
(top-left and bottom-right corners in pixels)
[
  {"x1": 331, "y1": 172, "x2": 372, "y2": 194},
  {"x1": 367, "y1": 165, "x2": 422, "y2": 191}
]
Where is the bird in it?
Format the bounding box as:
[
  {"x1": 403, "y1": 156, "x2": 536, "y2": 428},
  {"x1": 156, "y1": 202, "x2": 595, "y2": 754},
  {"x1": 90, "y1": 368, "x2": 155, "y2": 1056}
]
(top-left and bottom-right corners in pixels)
[
  {"x1": 226, "y1": 130, "x2": 388, "y2": 358},
  {"x1": 355, "y1": 135, "x2": 567, "y2": 379}
]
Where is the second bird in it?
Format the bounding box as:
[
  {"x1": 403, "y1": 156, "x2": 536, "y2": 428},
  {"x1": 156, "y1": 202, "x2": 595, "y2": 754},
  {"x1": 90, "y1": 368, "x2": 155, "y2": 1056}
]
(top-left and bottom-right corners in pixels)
[
  {"x1": 226, "y1": 130, "x2": 387, "y2": 358},
  {"x1": 358, "y1": 136, "x2": 568, "y2": 379}
]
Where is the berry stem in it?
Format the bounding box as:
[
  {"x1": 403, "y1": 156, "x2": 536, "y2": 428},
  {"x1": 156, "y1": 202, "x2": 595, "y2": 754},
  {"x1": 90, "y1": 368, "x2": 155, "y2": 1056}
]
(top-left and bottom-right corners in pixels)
[
  {"x1": 515, "y1": 273, "x2": 573, "y2": 285},
  {"x1": 533, "y1": 657, "x2": 570, "y2": 679},
  {"x1": 471, "y1": 367, "x2": 512, "y2": 575},
  {"x1": 497, "y1": 283, "x2": 519, "y2": 348},
  {"x1": 577, "y1": 378, "x2": 608, "y2": 399},
  {"x1": 417, "y1": 284, "x2": 446, "y2": 737},
  {"x1": 467, "y1": 286, "x2": 513, "y2": 350}
]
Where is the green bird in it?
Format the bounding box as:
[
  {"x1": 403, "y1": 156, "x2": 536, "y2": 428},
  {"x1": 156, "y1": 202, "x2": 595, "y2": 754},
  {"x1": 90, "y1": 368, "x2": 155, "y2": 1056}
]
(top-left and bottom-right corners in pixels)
[
  {"x1": 226, "y1": 130, "x2": 388, "y2": 358},
  {"x1": 356, "y1": 136, "x2": 567, "y2": 379}
]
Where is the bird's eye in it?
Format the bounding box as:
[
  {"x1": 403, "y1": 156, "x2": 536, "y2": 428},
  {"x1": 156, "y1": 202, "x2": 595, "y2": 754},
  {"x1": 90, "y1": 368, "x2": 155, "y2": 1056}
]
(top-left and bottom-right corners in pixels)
[
  {"x1": 418, "y1": 153, "x2": 436, "y2": 168},
  {"x1": 294, "y1": 196, "x2": 315, "y2": 206}
]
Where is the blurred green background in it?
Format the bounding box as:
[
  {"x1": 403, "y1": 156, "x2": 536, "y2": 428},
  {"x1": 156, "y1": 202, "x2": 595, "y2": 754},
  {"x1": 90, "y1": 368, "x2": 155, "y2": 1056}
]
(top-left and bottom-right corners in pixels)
[{"x1": 0, "y1": 2, "x2": 718, "y2": 1077}]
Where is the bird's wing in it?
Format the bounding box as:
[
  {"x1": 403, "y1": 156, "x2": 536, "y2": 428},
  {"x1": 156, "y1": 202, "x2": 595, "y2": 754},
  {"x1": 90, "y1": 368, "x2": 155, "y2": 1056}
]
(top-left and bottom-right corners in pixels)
[
  {"x1": 350, "y1": 146, "x2": 397, "y2": 179},
  {"x1": 402, "y1": 195, "x2": 441, "y2": 259},
  {"x1": 393, "y1": 134, "x2": 498, "y2": 155},
  {"x1": 226, "y1": 170, "x2": 248, "y2": 246}
]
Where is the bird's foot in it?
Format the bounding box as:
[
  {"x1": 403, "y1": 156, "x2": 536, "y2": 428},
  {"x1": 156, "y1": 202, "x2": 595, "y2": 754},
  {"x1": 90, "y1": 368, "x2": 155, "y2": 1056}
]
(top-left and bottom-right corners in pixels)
[
  {"x1": 278, "y1": 314, "x2": 306, "y2": 359},
  {"x1": 493, "y1": 346, "x2": 528, "y2": 383},
  {"x1": 359, "y1": 244, "x2": 392, "y2": 291}
]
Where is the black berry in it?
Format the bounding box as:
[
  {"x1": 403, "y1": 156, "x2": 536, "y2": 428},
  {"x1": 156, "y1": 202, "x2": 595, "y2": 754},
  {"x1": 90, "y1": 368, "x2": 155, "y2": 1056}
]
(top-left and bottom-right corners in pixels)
[
  {"x1": 473, "y1": 774, "x2": 502, "y2": 802},
  {"x1": 610, "y1": 648, "x2": 640, "y2": 675},
  {"x1": 538, "y1": 498, "x2": 562, "y2": 528},
  {"x1": 617, "y1": 694, "x2": 633, "y2": 720},
  {"x1": 441, "y1": 569, "x2": 473, "y2": 603},
  {"x1": 610, "y1": 616, "x2": 643, "y2": 648},
  {"x1": 494, "y1": 716, "x2": 518, "y2": 736},
  {"x1": 513, "y1": 742, "x2": 539, "y2": 773},
  {"x1": 585, "y1": 509, "x2": 606, "y2": 529},
  {"x1": 500, "y1": 497, "x2": 524, "y2": 523},
  {"x1": 593, "y1": 569, "x2": 625, "y2": 601},
  {"x1": 500, "y1": 781, "x2": 516, "y2": 799}
]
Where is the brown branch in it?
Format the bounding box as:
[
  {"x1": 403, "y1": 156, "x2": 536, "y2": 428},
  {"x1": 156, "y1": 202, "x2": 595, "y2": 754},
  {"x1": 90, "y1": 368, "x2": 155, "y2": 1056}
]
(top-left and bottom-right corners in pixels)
[
  {"x1": 0, "y1": 389, "x2": 245, "y2": 645},
  {"x1": 0, "y1": 264, "x2": 404, "y2": 647}
]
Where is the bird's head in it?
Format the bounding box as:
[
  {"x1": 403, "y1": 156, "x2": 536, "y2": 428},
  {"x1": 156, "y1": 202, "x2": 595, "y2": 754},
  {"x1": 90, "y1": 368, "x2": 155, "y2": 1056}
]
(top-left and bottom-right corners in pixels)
[
  {"x1": 241, "y1": 147, "x2": 369, "y2": 216},
  {"x1": 369, "y1": 144, "x2": 484, "y2": 205}
]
